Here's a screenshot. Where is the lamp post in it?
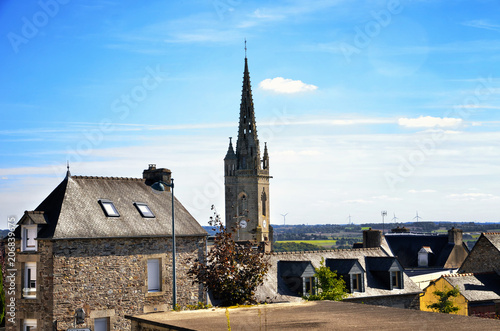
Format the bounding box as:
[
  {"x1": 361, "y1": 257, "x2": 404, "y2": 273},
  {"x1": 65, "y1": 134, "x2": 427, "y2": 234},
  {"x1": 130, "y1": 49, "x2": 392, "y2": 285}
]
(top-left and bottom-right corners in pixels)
[{"x1": 151, "y1": 178, "x2": 176, "y2": 309}]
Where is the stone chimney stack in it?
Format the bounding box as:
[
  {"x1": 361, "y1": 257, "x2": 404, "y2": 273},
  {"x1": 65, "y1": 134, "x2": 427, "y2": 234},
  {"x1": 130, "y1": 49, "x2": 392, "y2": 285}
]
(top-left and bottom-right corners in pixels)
[
  {"x1": 363, "y1": 228, "x2": 383, "y2": 248},
  {"x1": 448, "y1": 227, "x2": 463, "y2": 245},
  {"x1": 143, "y1": 164, "x2": 172, "y2": 190}
]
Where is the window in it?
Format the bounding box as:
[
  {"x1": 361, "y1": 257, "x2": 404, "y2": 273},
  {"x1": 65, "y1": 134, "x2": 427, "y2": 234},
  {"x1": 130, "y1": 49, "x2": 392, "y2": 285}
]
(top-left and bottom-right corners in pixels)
[
  {"x1": 22, "y1": 225, "x2": 37, "y2": 252},
  {"x1": 23, "y1": 262, "x2": 37, "y2": 298},
  {"x1": 134, "y1": 202, "x2": 155, "y2": 218},
  {"x1": 391, "y1": 271, "x2": 401, "y2": 289},
  {"x1": 23, "y1": 318, "x2": 37, "y2": 330},
  {"x1": 261, "y1": 190, "x2": 267, "y2": 216},
  {"x1": 147, "y1": 259, "x2": 161, "y2": 292},
  {"x1": 352, "y1": 273, "x2": 362, "y2": 292},
  {"x1": 94, "y1": 317, "x2": 109, "y2": 331},
  {"x1": 98, "y1": 199, "x2": 120, "y2": 217}
]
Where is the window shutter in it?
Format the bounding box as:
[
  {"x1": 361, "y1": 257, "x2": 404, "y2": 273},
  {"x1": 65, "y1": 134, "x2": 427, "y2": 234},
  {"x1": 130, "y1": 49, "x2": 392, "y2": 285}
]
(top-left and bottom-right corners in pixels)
[
  {"x1": 94, "y1": 318, "x2": 108, "y2": 331},
  {"x1": 147, "y1": 259, "x2": 160, "y2": 292}
]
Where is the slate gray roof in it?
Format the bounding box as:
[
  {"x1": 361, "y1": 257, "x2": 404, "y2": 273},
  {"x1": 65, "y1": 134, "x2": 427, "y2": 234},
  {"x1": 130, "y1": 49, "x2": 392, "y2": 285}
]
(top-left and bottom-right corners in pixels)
[
  {"x1": 384, "y1": 233, "x2": 468, "y2": 268},
  {"x1": 483, "y1": 233, "x2": 500, "y2": 251},
  {"x1": 23, "y1": 174, "x2": 207, "y2": 240},
  {"x1": 443, "y1": 273, "x2": 500, "y2": 302},
  {"x1": 255, "y1": 248, "x2": 421, "y2": 303}
]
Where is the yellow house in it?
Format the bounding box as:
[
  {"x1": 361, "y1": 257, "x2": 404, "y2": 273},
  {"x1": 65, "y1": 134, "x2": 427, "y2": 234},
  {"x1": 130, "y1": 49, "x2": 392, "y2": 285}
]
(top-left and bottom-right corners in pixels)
[{"x1": 421, "y1": 273, "x2": 500, "y2": 317}]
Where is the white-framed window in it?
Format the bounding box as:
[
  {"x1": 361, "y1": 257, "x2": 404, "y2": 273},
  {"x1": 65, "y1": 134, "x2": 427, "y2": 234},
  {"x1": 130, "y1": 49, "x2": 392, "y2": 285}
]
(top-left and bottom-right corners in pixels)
[
  {"x1": 352, "y1": 273, "x2": 362, "y2": 292},
  {"x1": 147, "y1": 258, "x2": 161, "y2": 292},
  {"x1": 22, "y1": 225, "x2": 38, "y2": 252},
  {"x1": 391, "y1": 271, "x2": 402, "y2": 289},
  {"x1": 23, "y1": 318, "x2": 37, "y2": 330},
  {"x1": 23, "y1": 262, "x2": 37, "y2": 298},
  {"x1": 94, "y1": 317, "x2": 109, "y2": 331}
]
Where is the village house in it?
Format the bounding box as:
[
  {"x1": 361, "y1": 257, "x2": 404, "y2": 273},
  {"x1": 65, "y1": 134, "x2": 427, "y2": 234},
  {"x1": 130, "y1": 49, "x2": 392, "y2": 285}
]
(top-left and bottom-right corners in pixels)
[
  {"x1": 459, "y1": 232, "x2": 500, "y2": 274},
  {"x1": 420, "y1": 273, "x2": 500, "y2": 317},
  {"x1": 7, "y1": 165, "x2": 207, "y2": 330},
  {"x1": 255, "y1": 243, "x2": 422, "y2": 309}
]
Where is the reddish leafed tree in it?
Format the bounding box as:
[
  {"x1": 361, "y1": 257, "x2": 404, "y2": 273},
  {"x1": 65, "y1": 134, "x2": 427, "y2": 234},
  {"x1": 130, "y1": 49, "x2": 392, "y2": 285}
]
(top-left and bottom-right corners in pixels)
[{"x1": 188, "y1": 206, "x2": 270, "y2": 306}]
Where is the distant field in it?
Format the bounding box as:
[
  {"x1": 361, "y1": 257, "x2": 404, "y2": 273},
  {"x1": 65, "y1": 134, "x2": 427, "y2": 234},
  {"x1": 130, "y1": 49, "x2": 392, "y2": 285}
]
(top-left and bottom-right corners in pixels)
[
  {"x1": 276, "y1": 240, "x2": 337, "y2": 247},
  {"x1": 361, "y1": 227, "x2": 370, "y2": 230}
]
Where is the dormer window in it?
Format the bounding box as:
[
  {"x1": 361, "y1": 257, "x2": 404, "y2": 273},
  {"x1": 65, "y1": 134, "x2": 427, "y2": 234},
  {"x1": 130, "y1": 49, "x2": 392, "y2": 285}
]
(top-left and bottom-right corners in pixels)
[
  {"x1": 22, "y1": 225, "x2": 38, "y2": 252},
  {"x1": 134, "y1": 202, "x2": 155, "y2": 218},
  {"x1": 98, "y1": 199, "x2": 120, "y2": 217}
]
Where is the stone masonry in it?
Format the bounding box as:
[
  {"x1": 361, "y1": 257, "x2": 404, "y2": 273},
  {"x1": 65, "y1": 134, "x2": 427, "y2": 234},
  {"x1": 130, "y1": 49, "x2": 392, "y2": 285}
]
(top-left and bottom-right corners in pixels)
[{"x1": 9, "y1": 236, "x2": 205, "y2": 330}]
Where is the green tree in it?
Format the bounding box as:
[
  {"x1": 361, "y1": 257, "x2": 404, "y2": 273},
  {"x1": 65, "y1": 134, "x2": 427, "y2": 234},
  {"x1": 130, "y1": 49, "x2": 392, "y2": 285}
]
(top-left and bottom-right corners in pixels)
[
  {"x1": 427, "y1": 286, "x2": 460, "y2": 314},
  {"x1": 306, "y1": 258, "x2": 348, "y2": 301},
  {"x1": 188, "y1": 206, "x2": 270, "y2": 306}
]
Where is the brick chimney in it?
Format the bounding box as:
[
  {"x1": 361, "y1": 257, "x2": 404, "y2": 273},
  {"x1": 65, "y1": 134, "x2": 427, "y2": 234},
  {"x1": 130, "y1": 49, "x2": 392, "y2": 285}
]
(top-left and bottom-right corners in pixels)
[
  {"x1": 363, "y1": 228, "x2": 383, "y2": 248},
  {"x1": 143, "y1": 164, "x2": 172, "y2": 190},
  {"x1": 448, "y1": 227, "x2": 463, "y2": 245}
]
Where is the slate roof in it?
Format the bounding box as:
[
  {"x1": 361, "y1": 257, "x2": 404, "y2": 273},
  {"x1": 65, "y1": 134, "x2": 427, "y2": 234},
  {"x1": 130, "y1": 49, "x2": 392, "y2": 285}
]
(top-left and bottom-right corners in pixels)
[
  {"x1": 18, "y1": 173, "x2": 207, "y2": 240},
  {"x1": 255, "y1": 248, "x2": 421, "y2": 303},
  {"x1": 325, "y1": 259, "x2": 362, "y2": 275},
  {"x1": 443, "y1": 273, "x2": 500, "y2": 302},
  {"x1": 384, "y1": 233, "x2": 468, "y2": 268},
  {"x1": 278, "y1": 261, "x2": 315, "y2": 278},
  {"x1": 483, "y1": 233, "x2": 500, "y2": 251}
]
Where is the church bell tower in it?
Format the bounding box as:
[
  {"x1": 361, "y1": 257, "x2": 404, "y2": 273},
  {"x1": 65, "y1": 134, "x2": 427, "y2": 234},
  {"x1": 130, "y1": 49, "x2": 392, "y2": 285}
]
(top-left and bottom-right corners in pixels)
[{"x1": 224, "y1": 48, "x2": 272, "y2": 252}]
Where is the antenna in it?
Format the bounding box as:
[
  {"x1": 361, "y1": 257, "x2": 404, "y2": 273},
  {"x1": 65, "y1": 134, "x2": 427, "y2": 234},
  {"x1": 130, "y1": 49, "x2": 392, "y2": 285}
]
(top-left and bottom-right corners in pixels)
[
  {"x1": 381, "y1": 211, "x2": 387, "y2": 234},
  {"x1": 280, "y1": 213, "x2": 288, "y2": 225},
  {"x1": 347, "y1": 214, "x2": 352, "y2": 225},
  {"x1": 244, "y1": 38, "x2": 247, "y2": 58},
  {"x1": 413, "y1": 211, "x2": 422, "y2": 223}
]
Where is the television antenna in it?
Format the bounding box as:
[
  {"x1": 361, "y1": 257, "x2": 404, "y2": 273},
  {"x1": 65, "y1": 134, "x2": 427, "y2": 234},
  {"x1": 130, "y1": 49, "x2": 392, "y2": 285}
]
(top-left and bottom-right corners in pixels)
[
  {"x1": 381, "y1": 210, "x2": 387, "y2": 234},
  {"x1": 347, "y1": 214, "x2": 352, "y2": 225},
  {"x1": 280, "y1": 213, "x2": 288, "y2": 225},
  {"x1": 413, "y1": 211, "x2": 422, "y2": 223}
]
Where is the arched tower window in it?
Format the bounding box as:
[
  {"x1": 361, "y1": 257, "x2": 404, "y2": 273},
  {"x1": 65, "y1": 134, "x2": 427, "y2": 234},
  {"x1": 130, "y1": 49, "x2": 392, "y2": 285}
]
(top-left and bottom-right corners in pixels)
[
  {"x1": 261, "y1": 189, "x2": 267, "y2": 216},
  {"x1": 238, "y1": 193, "x2": 248, "y2": 216}
]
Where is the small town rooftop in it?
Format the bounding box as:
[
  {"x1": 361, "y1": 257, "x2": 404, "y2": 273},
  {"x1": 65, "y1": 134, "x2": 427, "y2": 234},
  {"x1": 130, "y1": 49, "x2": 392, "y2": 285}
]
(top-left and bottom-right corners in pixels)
[{"x1": 126, "y1": 301, "x2": 500, "y2": 331}]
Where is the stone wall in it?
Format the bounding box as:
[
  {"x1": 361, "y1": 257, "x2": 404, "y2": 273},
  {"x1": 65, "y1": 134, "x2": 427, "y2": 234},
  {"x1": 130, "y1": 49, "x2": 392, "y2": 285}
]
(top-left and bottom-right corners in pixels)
[{"x1": 8, "y1": 236, "x2": 206, "y2": 331}]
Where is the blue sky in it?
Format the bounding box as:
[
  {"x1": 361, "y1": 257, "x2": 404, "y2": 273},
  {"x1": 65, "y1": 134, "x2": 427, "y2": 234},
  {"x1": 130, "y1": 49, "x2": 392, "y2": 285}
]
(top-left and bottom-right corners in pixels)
[{"x1": 1, "y1": 0, "x2": 500, "y2": 228}]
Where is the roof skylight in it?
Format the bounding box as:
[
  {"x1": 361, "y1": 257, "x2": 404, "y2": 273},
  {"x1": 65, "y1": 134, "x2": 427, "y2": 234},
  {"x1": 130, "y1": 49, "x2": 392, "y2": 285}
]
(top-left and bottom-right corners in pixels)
[
  {"x1": 98, "y1": 199, "x2": 120, "y2": 217},
  {"x1": 134, "y1": 202, "x2": 155, "y2": 218}
]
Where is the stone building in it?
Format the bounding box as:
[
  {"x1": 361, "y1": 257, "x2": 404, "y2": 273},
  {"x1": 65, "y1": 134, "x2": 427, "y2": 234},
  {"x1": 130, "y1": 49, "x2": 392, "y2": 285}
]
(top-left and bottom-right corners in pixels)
[
  {"x1": 459, "y1": 232, "x2": 500, "y2": 274},
  {"x1": 7, "y1": 165, "x2": 207, "y2": 330},
  {"x1": 255, "y1": 248, "x2": 422, "y2": 309},
  {"x1": 224, "y1": 54, "x2": 272, "y2": 251}
]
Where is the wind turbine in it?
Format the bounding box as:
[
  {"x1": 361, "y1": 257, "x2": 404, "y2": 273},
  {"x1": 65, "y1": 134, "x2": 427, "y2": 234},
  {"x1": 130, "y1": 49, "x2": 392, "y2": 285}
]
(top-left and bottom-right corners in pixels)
[
  {"x1": 280, "y1": 213, "x2": 288, "y2": 225},
  {"x1": 413, "y1": 211, "x2": 422, "y2": 223},
  {"x1": 392, "y1": 213, "x2": 399, "y2": 222}
]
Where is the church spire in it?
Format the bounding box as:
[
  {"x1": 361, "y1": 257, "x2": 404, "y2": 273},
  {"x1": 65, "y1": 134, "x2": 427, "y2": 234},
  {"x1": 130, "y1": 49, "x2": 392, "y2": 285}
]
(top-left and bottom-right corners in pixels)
[{"x1": 236, "y1": 47, "x2": 261, "y2": 171}]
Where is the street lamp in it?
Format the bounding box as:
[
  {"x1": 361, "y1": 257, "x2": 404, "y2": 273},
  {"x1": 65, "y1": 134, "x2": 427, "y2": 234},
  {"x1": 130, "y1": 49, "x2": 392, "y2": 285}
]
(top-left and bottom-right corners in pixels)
[{"x1": 151, "y1": 178, "x2": 176, "y2": 309}]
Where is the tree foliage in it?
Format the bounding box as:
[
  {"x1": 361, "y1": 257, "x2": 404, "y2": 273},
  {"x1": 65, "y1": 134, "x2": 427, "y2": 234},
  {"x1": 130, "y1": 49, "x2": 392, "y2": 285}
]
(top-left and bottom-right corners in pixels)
[
  {"x1": 427, "y1": 286, "x2": 461, "y2": 314},
  {"x1": 306, "y1": 258, "x2": 348, "y2": 301},
  {"x1": 188, "y1": 206, "x2": 270, "y2": 306}
]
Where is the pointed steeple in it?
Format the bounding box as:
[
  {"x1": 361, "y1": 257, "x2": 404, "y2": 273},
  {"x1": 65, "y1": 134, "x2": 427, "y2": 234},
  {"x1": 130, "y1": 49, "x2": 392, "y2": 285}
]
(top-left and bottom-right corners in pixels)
[
  {"x1": 236, "y1": 53, "x2": 261, "y2": 171},
  {"x1": 65, "y1": 161, "x2": 71, "y2": 178},
  {"x1": 224, "y1": 137, "x2": 237, "y2": 160},
  {"x1": 262, "y1": 142, "x2": 269, "y2": 170}
]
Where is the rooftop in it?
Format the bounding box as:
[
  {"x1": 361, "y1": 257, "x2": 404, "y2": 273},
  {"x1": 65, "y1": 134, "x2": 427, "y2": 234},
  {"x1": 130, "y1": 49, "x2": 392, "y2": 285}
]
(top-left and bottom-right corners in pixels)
[{"x1": 127, "y1": 301, "x2": 500, "y2": 331}]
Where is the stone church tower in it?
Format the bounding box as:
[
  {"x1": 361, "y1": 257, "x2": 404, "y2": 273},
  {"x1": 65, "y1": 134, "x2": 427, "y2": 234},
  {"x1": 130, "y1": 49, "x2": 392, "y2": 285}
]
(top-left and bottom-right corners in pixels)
[{"x1": 224, "y1": 54, "x2": 272, "y2": 251}]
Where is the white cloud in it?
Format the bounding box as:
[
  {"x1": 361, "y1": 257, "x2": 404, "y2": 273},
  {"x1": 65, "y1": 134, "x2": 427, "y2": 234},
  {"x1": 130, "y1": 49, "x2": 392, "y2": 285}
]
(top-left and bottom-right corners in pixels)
[
  {"x1": 462, "y1": 20, "x2": 500, "y2": 32},
  {"x1": 258, "y1": 77, "x2": 318, "y2": 94},
  {"x1": 398, "y1": 116, "x2": 463, "y2": 128},
  {"x1": 447, "y1": 193, "x2": 500, "y2": 201},
  {"x1": 408, "y1": 189, "x2": 437, "y2": 194}
]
